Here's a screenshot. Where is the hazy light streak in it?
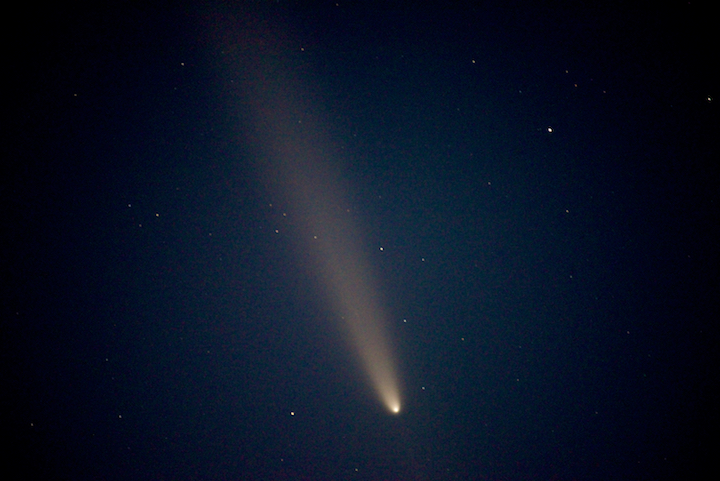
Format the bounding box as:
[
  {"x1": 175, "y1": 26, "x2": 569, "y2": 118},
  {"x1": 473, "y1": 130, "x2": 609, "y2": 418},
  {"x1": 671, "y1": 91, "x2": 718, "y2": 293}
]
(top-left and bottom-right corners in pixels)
[{"x1": 224, "y1": 16, "x2": 401, "y2": 413}]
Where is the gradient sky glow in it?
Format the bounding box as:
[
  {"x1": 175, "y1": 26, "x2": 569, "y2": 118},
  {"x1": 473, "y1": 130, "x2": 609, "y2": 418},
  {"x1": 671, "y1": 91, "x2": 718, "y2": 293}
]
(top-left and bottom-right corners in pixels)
[{"x1": 10, "y1": 3, "x2": 716, "y2": 479}]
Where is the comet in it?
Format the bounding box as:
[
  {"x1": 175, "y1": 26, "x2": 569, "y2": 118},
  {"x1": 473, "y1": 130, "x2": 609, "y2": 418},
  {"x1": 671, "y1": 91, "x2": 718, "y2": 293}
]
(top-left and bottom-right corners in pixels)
[{"x1": 224, "y1": 14, "x2": 402, "y2": 414}]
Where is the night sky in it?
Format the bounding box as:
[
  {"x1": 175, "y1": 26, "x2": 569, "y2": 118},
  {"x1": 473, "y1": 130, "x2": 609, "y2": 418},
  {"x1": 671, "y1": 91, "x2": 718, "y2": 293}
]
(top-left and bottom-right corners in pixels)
[{"x1": 5, "y1": 2, "x2": 718, "y2": 480}]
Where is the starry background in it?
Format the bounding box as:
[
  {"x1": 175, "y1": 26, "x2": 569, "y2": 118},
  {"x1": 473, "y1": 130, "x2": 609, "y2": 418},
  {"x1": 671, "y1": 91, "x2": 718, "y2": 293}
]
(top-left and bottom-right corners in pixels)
[{"x1": 4, "y1": 1, "x2": 718, "y2": 480}]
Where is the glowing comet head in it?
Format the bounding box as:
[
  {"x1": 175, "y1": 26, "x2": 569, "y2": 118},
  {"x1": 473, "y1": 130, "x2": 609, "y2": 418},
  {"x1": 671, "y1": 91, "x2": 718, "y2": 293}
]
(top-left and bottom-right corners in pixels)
[{"x1": 368, "y1": 352, "x2": 401, "y2": 415}]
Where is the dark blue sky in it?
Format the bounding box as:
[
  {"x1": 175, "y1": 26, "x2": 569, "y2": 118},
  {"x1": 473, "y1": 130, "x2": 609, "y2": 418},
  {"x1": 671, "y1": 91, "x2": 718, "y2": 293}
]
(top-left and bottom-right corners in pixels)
[{"x1": 5, "y1": 2, "x2": 718, "y2": 480}]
